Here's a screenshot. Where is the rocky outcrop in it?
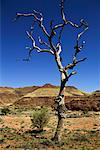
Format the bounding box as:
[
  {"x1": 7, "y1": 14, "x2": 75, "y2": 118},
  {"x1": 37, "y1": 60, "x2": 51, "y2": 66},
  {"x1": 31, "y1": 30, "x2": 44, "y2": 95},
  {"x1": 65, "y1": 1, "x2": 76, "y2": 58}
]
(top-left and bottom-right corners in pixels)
[
  {"x1": 14, "y1": 95, "x2": 100, "y2": 111},
  {"x1": 0, "y1": 85, "x2": 100, "y2": 111}
]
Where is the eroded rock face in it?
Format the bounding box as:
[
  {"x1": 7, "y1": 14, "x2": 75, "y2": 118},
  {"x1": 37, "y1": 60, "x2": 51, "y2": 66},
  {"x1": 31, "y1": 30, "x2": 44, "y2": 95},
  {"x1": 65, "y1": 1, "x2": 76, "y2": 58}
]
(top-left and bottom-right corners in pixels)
[
  {"x1": 0, "y1": 86, "x2": 39, "y2": 106},
  {"x1": 0, "y1": 85, "x2": 100, "y2": 111},
  {"x1": 0, "y1": 93, "x2": 19, "y2": 105},
  {"x1": 65, "y1": 99, "x2": 100, "y2": 111},
  {"x1": 14, "y1": 95, "x2": 100, "y2": 111},
  {"x1": 0, "y1": 87, "x2": 19, "y2": 105}
]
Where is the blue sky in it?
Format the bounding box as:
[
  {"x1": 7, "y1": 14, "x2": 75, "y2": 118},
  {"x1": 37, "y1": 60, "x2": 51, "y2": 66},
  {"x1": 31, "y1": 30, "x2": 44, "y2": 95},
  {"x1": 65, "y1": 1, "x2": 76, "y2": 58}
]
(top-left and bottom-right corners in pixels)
[{"x1": 0, "y1": 0, "x2": 100, "y2": 92}]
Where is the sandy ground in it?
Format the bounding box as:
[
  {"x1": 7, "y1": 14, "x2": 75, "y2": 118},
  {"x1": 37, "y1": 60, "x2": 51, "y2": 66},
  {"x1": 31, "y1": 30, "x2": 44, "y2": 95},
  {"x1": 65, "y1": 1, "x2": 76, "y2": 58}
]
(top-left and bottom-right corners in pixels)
[{"x1": 0, "y1": 111, "x2": 100, "y2": 150}]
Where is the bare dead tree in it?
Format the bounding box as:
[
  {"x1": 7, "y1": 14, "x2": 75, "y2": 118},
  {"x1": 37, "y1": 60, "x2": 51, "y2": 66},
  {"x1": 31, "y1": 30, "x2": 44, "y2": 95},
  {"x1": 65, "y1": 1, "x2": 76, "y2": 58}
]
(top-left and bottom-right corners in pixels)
[{"x1": 15, "y1": 0, "x2": 88, "y2": 142}]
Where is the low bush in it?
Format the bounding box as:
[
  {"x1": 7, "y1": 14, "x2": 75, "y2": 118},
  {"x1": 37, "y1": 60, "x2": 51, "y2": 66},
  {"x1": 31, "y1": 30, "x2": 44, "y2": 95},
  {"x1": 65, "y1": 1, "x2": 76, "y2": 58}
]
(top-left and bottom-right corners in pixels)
[
  {"x1": 31, "y1": 107, "x2": 49, "y2": 131},
  {"x1": 0, "y1": 107, "x2": 10, "y2": 115}
]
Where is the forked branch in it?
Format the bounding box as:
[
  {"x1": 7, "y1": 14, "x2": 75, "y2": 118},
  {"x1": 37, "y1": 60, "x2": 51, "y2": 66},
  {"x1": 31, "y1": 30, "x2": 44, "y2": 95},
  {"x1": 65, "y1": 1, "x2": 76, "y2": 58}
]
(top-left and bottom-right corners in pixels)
[
  {"x1": 23, "y1": 31, "x2": 54, "y2": 61},
  {"x1": 65, "y1": 57, "x2": 87, "y2": 70},
  {"x1": 15, "y1": 11, "x2": 50, "y2": 37},
  {"x1": 48, "y1": 0, "x2": 88, "y2": 47},
  {"x1": 15, "y1": 0, "x2": 88, "y2": 76}
]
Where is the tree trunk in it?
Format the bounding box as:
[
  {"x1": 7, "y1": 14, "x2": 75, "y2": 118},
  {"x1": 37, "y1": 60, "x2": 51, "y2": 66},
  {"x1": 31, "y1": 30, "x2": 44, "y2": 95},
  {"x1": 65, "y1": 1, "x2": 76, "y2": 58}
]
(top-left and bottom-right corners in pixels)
[
  {"x1": 53, "y1": 113, "x2": 64, "y2": 142},
  {"x1": 53, "y1": 72, "x2": 67, "y2": 142}
]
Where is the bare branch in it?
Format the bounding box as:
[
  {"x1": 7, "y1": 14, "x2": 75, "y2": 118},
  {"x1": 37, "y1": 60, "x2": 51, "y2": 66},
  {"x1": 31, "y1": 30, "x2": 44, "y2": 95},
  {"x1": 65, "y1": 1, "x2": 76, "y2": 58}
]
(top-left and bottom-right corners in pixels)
[
  {"x1": 56, "y1": 43, "x2": 62, "y2": 55},
  {"x1": 15, "y1": 0, "x2": 88, "y2": 80},
  {"x1": 50, "y1": 20, "x2": 54, "y2": 30},
  {"x1": 26, "y1": 31, "x2": 54, "y2": 55},
  {"x1": 58, "y1": 23, "x2": 65, "y2": 43},
  {"x1": 38, "y1": 36, "x2": 51, "y2": 49},
  {"x1": 64, "y1": 16, "x2": 88, "y2": 71},
  {"x1": 60, "y1": 0, "x2": 66, "y2": 22},
  {"x1": 68, "y1": 71, "x2": 77, "y2": 78},
  {"x1": 72, "y1": 21, "x2": 88, "y2": 62},
  {"x1": 53, "y1": 23, "x2": 65, "y2": 30},
  {"x1": 16, "y1": 11, "x2": 50, "y2": 37},
  {"x1": 49, "y1": 1, "x2": 89, "y2": 47},
  {"x1": 60, "y1": 0, "x2": 88, "y2": 29},
  {"x1": 50, "y1": 19, "x2": 88, "y2": 44},
  {"x1": 74, "y1": 41, "x2": 85, "y2": 57},
  {"x1": 76, "y1": 57, "x2": 87, "y2": 64},
  {"x1": 68, "y1": 20, "x2": 82, "y2": 28},
  {"x1": 68, "y1": 19, "x2": 88, "y2": 29},
  {"x1": 77, "y1": 27, "x2": 88, "y2": 42},
  {"x1": 49, "y1": 0, "x2": 88, "y2": 46},
  {"x1": 65, "y1": 57, "x2": 87, "y2": 70}
]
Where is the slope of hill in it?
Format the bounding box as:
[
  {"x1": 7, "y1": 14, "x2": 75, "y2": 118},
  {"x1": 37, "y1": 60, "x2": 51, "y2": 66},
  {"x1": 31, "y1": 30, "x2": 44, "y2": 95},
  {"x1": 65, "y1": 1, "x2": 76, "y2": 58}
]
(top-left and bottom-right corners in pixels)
[
  {"x1": 0, "y1": 86, "x2": 39, "y2": 106},
  {"x1": 91, "y1": 90, "x2": 100, "y2": 97},
  {"x1": 0, "y1": 84, "x2": 100, "y2": 111},
  {"x1": 0, "y1": 87, "x2": 15, "y2": 93},
  {"x1": 0, "y1": 87, "x2": 19, "y2": 105},
  {"x1": 65, "y1": 86, "x2": 88, "y2": 96},
  {"x1": 23, "y1": 84, "x2": 87, "y2": 98},
  {"x1": 15, "y1": 86, "x2": 40, "y2": 96}
]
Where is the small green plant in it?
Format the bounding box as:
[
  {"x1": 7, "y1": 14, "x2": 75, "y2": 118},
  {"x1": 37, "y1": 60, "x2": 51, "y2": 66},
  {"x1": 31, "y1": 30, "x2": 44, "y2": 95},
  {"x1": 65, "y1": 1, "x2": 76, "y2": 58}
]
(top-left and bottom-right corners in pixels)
[
  {"x1": 82, "y1": 109, "x2": 89, "y2": 117},
  {"x1": 0, "y1": 118, "x2": 3, "y2": 122},
  {"x1": 0, "y1": 137, "x2": 4, "y2": 144},
  {"x1": 31, "y1": 107, "x2": 49, "y2": 131},
  {"x1": 0, "y1": 107, "x2": 10, "y2": 115}
]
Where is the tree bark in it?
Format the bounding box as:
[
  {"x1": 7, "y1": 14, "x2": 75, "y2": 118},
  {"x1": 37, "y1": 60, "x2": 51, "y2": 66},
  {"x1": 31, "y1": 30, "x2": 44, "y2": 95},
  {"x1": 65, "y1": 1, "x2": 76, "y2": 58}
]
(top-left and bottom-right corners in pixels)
[
  {"x1": 53, "y1": 72, "x2": 67, "y2": 142},
  {"x1": 53, "y1": 112, "x2": 64, "y2": 142}
]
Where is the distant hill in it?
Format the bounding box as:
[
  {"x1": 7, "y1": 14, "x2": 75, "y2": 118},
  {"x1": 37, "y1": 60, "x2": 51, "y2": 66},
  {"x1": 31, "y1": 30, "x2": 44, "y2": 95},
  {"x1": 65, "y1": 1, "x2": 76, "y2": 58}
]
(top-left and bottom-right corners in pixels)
[
  {"x1": 0, "y1": 86, "x2": 39, "y2": 106},
  {"x1": 91, "y1": 90, "x2": 100, "y2": 97},
  {"x1": 42, "y1": 83, "x2": 56, "y2": 88},
  {"x1": 0, "y1": 87, "x2": 19, "y2": 106},
  {"x1": 23, "y1": 84, "x2": 87, "y2": 98},
  {"x1": 0, "y1": 84, "x2": 100, "y2": 110},
  {"x1": 15, "y1": 86, "x2": 40, "y2": 96}
]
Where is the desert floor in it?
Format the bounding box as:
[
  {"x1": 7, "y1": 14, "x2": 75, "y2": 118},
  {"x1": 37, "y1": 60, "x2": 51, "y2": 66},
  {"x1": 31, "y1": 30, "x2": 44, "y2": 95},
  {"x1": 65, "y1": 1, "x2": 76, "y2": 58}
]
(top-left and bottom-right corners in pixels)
[{"x1": 0, "y1": 107, "x2": 100, "y2": 150}]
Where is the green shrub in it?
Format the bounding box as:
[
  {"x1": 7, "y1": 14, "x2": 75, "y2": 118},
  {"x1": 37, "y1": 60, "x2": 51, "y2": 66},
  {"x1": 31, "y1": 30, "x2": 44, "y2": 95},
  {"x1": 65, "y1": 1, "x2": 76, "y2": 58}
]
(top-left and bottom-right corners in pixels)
[
  {"x1": 0, "y1": 107, "x2": 10, "y2": 115},
  {"x1": 31, "y1": 107, "x2": 49, "y2": 131}
]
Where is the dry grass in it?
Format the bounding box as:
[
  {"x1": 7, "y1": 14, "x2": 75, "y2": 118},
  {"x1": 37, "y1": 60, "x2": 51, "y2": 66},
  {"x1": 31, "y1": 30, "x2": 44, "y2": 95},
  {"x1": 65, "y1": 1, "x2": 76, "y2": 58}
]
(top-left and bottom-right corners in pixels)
[{"x1": 0, "y1": 108, "x2": 100, "y2": 150}]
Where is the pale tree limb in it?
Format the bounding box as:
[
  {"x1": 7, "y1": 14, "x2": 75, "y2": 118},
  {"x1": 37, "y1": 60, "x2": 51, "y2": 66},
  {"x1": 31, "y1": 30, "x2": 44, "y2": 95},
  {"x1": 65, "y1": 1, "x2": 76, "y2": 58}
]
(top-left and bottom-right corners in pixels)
[
  {"x1": 60, "y1": 0, "x2": 66, "y2": 22},
  {"x1": 15, "y1": 0, "x2": 88, "y2": 74},
  {"x1": 64, "y1": 19, "x2": 88, "y2": 71},
  {"x1": 38, "y1": 36, "x2": 51, "y2": 49},
  {"x1": 15, "y1": 11, "x2": 55, "y2": 60},
  {"x1": 50, "y1": 19, "x2": 88, "y2": 39},
  {"x1": 26, "y1": 31, "x2": 54, "y2": 57},
  {"x1": 60, "y1": 0, "x2": 89, "y2": 29},
  {"x1": 65, "y1": 57, "x2": 87, "y2": 70},
  {"x1": 48, "y1": 0, "x2": 88, "y2": 80},
  {"x1": 15, "y1": 10, "x2": 57, "y2": 58},
  {"x1": 56, "y1": 43, "x2": 62, "y2": 55},
  {"x1": 15, "y1": 11, "x2": 50, "y2": 37},
  {"x1": 58, "y1": 23, "x2": 65, "y2": 44},
  {"x1": 68, "y1": 71, "x2": 77, "y2": 78},
  {"x1": 50, "y1": 0, "x2": 88, "y2": 45}
]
